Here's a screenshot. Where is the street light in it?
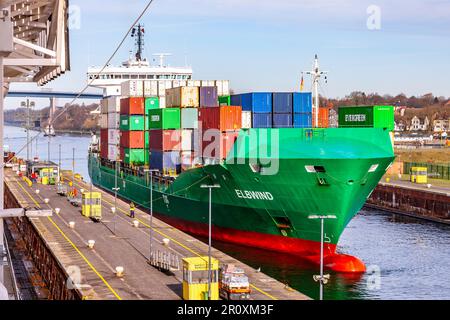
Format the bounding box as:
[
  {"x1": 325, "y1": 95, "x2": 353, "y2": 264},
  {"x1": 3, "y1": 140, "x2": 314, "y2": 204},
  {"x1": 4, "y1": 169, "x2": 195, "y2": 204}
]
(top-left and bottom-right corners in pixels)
[
  {"x1": 112, "y1": 159, "x2": 122, "y2": 235},
  {"x1": 200, "y1": 183, "x2": 220, "y2": 300},
  {"x1": 144, "y1": 168, "x2": 158, "y2": 265},
  {"x1": 308, "y1": 214, "x2": 337, "y2": 300}
]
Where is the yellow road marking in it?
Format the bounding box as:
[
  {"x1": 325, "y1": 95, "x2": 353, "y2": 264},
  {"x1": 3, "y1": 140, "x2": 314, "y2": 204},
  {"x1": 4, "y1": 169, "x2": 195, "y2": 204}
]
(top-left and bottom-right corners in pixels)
[
  {"x1": 14, "y1": 179, "x2": 122, "y2": 300},
  {"x1": 72, "y1": 180, "x2": 278, "y2": 300}
]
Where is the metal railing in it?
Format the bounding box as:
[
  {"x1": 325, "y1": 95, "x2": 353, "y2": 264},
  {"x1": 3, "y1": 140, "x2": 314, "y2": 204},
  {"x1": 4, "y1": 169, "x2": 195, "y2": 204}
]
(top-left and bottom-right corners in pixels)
[{"x1": 403, "y1": 162, "x2": 450, "y2": 180}]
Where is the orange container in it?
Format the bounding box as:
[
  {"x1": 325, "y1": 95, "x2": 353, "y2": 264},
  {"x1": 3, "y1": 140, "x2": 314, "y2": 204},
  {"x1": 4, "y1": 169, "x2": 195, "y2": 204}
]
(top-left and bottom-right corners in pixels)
[
  {"x1": 313, "y1": 107, "x2": 329, "y2": 128},
  {"x1": 120, "y1": 130, "x2": 145, "y2": 149},
  {"x1": 120, "y1": 97, "x2": 145, "y2": 115},
  {"x1": 198, "y1": 106, "x2": 242, "y2": 131},
  {"x1": 202, "y1": 130, "x2": 240, "y2": 160}
]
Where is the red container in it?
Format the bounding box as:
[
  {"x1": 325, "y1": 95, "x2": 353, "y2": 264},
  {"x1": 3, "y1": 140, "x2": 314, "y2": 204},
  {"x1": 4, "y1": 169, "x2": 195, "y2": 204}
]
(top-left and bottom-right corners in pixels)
[
  {"x1": 120, "y1": 130, "x2": 145, "y2": 148},
  {"x1": 120, "y1": 146, "x2": 125, "y2": 161},
  {"x1": 149, "y1": 129, "x2": 181, "y2": 151},
  {"x1": 202, "y1": 130, "x2": 239, "y2": 160},
  {"x1": 198, "y1": 106, "x2": 242, "y2": 131},
  {"x1": 100, "y1": 129, "x2": 108, "y2": 159},
  {"x1": 120, "y1": 97, "x2": 145, "y2": 115}
]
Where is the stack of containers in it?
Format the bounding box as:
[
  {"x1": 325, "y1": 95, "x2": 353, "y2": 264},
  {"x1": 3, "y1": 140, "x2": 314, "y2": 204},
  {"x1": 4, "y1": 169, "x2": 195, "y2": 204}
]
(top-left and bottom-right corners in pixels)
[
  {"x1": 293, "y1": 92, "x2": 313, "y2": 128},
  {"x1": 198, "y1": 105, "x2": 242, "y2": 162},
  {"x1": 119, "y1": 96, "x2": 149, "y2": 165},
  {"x1": 107, "y1": 96, "x2": 121, "y2": 161},
  {"x1": 180, "y1": 107, "x2": 199, "y2": 171},
  {"x1": 313, "y1": 107, "x2": 330, "y2": 128},
  {"x1": 99, "y1": 98, "x2": 109, "y2": 159},
  {"x1": 148, "y1": 107, "x2": 181, "y2": 174},
  {"x1": 272, "y1": 93, "x2": 293, "y2": 128},
  {"x1": 231, "y1": 93, "x2": 272, "y2": 128}
]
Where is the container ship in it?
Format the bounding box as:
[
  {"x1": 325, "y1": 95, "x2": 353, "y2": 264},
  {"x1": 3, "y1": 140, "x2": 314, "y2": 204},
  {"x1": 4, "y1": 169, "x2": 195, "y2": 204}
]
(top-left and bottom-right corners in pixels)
[{"x1": 87, "y1": 27, "x2": 395, "y2": 272}]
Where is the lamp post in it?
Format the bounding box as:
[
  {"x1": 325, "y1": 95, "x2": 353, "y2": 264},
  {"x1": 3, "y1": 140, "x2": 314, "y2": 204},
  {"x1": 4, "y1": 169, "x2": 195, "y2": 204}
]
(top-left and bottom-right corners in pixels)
[
  {"x1": 200, "y1": 183, "x2": 220, "y2": 300},
  {"x1": 144, "y1": 169, "x2": 158, "y2": 264},
  {"x1": 111, "y1": 159, "x2": 122, "y2": 235},
  {"x1": 308, "y1": 214, "x2": 336, "y2": 300}
]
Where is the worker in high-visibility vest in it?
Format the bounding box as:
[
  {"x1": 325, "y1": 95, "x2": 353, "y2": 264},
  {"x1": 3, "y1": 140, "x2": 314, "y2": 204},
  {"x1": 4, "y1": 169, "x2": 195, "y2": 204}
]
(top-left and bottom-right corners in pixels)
[{"x1": 130, "y1": 202, "x2": 136, "y2": 218}]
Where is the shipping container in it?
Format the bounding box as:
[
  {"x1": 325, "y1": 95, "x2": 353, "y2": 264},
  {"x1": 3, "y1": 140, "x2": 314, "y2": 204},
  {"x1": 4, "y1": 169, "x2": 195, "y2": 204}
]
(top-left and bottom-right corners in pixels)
[
  {"x1": 159, "y1": 96, "x2": 166, "y2": 108},
  {"x1": 123, "y1": 148, "x2": 147, "y2": 165},
  {"x1": 107, "y1": 144, "x2": 119, "y2": 161},
  {"x1": 120, "y1": 130, "x2": 145, "y2": 149},
  {"x1": 198, "y1": 106, "x2": 242, "y2": 131},
  {"x1": 338, "y1": 105, "x2": 394, "y2": 130},
  {"x1": 218, "y1": 95, "x2": 231, "y2": 106},
  {"x1": 181, "y1": 151, "x2": 201, "y2": 171},
  {"x1": 166, "y1": 86, "x2": 199, "y2": 108},
  {"x1": 272, "y1": 113, "x2": 293, "y2": 128},
  {"x1": 148, "y1": 108, "x2": 181, "y2": 130},
  {"x1": 100, "y1": 129, "x2": 108, "y2": 145},
  {"x1": 215, "y1": 80, "x2": 230, "y2": 96},
  {"x1": 273, "y1": 93, "x2": 293, "y2": 114},
  {"x1": 231, "y1": 93, "x2": 272, "y2": 113},
  {"x1": 181, "y1": 129, "x2": 199, "y2": 151},
  {"x1": 145, "y1": 96, "x2": 159, "y2": 111},
  {"x1": 201, "y1": 80, "x2": 215, "y2": 87},
  {"x1": 199, "y1": 86, "x2": 218, "y2": 108},
  {"x1": 202, "y1": 130, "x2": 239, "y2": 160},
  {"x1": 241, "y1": 111, "x2": 252, "y2": 129},
  {"x1": 144, "y1": 80, "x2": 158, "y2": 96},
  {"x1": 181, "y1": 108, "x2": 198, "y2": 129},
  {"x1": 149, "y1": 150, "x2": 181, "y2": 173},
  {"x1": 100, "y1": 145, "x2": 108, "y2": 159},
  {"x1": 121, "y1": 80, "x2": 144, "y2": 97},
  {"x1": 108, "y1": 129, "x2": 120, "y2": 145},
  {"x1": 293, "y1": 113, "x2": 312, "y2": 128},
  {"x1": 100, "y1": 98, "x2": 108, "y2": 114},
  {"x1": 149, "y1": 129, "x2": 181, "y2": 151},
  {"x1": 120, "y1": 115, "x2": 148, "y2": 131},
  {"x1": 107, "y1": 112, "x2": 120, "y2": 129},
  {"x1": 293, "y1": 92, "x2": 313, "y2": 113},
  {"x1": 187, "y1": 80, "x2": 201, "y2": 87},
  {"x1": 99, "y1": 114, "x2": 108, "y2": 129},
  {"x1": 312, "y1": 107, "x2": 330, "y2": 128},
  {"x1": 252, "y1": 113, "x2": 272, "y2": 128},
  {"x1": 120, "y1": 97, "x2": 145, "y2": 115},
  {"x1": 107, "y1": 96, "x2": 121, "y2": 113}
]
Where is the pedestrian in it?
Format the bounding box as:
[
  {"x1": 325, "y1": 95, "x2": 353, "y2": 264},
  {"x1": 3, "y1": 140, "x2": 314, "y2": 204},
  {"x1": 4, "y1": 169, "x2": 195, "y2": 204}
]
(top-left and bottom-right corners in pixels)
[{"x1": 130, "y1": 202, "x2": 135, "y2": 218}]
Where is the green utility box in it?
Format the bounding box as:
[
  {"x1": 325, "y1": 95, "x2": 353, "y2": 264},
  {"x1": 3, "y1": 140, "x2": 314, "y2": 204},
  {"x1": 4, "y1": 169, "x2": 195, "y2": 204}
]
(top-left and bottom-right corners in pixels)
[
  {"x1": 338, "y1": 105, "x2": 394, "y2": 130},
  {"x1": 148, "y1": 108, "x2": 181, "y2": 130}
]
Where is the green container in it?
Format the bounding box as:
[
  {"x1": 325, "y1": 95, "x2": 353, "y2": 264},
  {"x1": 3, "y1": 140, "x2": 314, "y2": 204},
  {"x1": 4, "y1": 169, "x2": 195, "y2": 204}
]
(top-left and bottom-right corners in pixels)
[
  {"x1": 124, "y1": 148, "x2": 147, "y2": 165},
  {"x1": 145, "y1": 97, "x2": 160, "y2": 111},
  {"x1": 148, "y1": 108, "x2": 181, "y2": 130},
  {"x1": 120, "y1": 115, "x2": 149, "y2": 131},
  {"x1": 218, "y1": 95, "x2": 231, "y2": 106},
  {"x1": 145, "y1": 131, "x2": 149, "y2": 149},
  {"x1": 338, "y1": 105, "x2": 394, "y2": 130}
]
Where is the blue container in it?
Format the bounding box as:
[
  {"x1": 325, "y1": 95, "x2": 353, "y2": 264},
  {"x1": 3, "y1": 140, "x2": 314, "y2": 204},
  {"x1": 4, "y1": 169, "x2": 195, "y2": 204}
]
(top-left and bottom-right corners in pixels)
[
  {"x1": 199, "y1": 86, "x2": 218, "y2": 108},
  {"x1": 293, "y1": 113, "x2": 312, "y2": 128},
  {"x1": 293, "y1": 92, "x2": 312, "y2": 113},
  {"x1": 150, "y1": 150, "x2": 181, "y2": 172},
  {"x1": 252, "y1": 113, "x2": 272, "y2": 128},
  {"x1": 231, "y1": 93, "x2": 272, "y2": 113},
  {"x1": 272, "y1": 93, "x2": 293, "y2": 114},
  {"x1": 273, "y1": 113, "x2": 293, "y2": 128}
]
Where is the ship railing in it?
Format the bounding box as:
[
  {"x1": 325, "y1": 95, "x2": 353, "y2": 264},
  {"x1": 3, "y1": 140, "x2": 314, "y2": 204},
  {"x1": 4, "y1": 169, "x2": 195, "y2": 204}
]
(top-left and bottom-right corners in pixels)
[{"x1": 149, "y1": 250, "x2": 180, "y2": 272}]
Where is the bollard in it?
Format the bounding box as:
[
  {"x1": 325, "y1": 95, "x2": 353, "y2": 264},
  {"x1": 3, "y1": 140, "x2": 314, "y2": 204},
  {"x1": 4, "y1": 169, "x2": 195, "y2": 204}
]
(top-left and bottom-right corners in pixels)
[
  {"x1": 80, "y1": 188, "x2": 85, "y2": 193},
  {"x1": 162, "y1": 238, "x2": 170, "y2": 246},
  {"x1": 35, "y1": 189, "x2": 40, "y2": 194},
  {"x1": 133, "y1": 220, "x2": 139, "y2": 228},
  {"x1": 87, "y1": 240, "x2": 95, "y2": 249},
  {"x1": 115, "y1": 266, "x2": 124, "y2": 277},
  {"x1": 427, "y1": 184, "x2": 432, "y2": 188},
  {"x1": 44, "y1": 198, "x2": 49, "y2": 204},
  {"x1": 69, "y1": 221, "x2": 75, "y2": 229},
  {"x1": 54, "y1": 208, "x2": 61, "y2": 214},
  {"x1": 111, "y1": 207, "x2": 116, "y2": 214}
]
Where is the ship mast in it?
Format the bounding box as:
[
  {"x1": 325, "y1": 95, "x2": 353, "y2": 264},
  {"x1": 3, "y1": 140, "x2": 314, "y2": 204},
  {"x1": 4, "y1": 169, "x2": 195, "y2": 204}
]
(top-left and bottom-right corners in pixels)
[
  {"x1": 303, "y1": 55, "x2": 328, "y2": 127},
  {"x1": 131, "y1": 23, "x2": 145, "y2": 62}
]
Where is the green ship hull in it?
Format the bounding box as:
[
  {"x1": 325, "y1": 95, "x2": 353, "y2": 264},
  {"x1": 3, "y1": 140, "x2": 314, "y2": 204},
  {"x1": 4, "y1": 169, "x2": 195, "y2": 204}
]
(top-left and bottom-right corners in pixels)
[{"x1": 89, "y1": 128, "x2": 394, "y2": 272}]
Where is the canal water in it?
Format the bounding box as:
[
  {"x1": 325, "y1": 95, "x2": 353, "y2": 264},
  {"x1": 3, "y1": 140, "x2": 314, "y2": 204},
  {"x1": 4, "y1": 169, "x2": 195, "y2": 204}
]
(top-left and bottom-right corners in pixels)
[{"x1": 4, "y1": 125, "x2": 450, "y2": 300}]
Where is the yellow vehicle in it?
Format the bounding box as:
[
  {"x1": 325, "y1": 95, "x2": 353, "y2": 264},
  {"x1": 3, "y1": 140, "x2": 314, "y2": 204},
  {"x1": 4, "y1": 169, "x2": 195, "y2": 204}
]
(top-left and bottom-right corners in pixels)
[
  {"x1": 81, "y1": 192, "x2": 102, "y2": 221},
  {"x1": 410, "y1": 167, "x2": 428, "y2": 184},
  {"x1": 182, "y1": 257, "x2": 219, "y2": 300}
]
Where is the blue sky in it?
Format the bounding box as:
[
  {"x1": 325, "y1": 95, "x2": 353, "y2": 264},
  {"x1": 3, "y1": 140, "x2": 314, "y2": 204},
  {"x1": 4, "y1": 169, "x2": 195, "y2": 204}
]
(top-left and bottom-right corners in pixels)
[{"x1": 6, "y1": 0, "x2": 450, "y2": 108}]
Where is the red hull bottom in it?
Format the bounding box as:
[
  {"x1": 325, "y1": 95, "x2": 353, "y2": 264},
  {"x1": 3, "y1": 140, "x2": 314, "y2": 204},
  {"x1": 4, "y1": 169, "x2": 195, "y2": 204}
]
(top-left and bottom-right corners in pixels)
[{"x1": 156, "y1": 213, "x2": 366, "y2": 273}]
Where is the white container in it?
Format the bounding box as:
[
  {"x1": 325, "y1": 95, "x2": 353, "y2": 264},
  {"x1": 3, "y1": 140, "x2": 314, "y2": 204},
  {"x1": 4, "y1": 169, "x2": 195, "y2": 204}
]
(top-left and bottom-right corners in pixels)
[
  {"x1": 242, "y1": 111, "x2": 252, "y2": 129},
  {"x1": 108, "y1": 144, "x2": 119, "y2": 161},
  {"x1": 179, "y1": 80, "x2": 187, "y2": 87},
  {"x1": 201, "y1": 80, "x2": 215, "y2": 87},
  {"x1": 108, "y1": 129, "x2": 119, "y2": 145},
  {"x1": 222, "y1": 80, "x2": 230, "y2": 96},
  {"x1": 172, "y1": 80, "x2": 181, "y2": 88},
  {"x1": 99, "y1": 114, "x2": 108, "y2": 129},
  {"x1": 157, "y1": 80, "x2": 167, "y2": 97},
  {"x1": 144, "y1": 80, "x2": 158, "y2": 96},
  {"x1": 107, "y1": 96, "x2": 121, "y2": 113},
  {"x1": 159, "y1": 96, "x2": 166, "y2": 108},
  {"x1": 107, "y1": 112, "x2": 120, "y2": 129},
  {"x1": 121, "y1": 80, "x2": 144, "y2": 97},
  {"x1": 187, "y1": 80, "x2": 201, "y2": 87},
  {"x1": 181, "y1": 129, "x2": 194, "y2": 151},
  {"x1": 166, "y1": 86, "x2": 199, "y2": 108},
  {"x1": 100, "y1": 98, "x2": 108, "y2": 114}
]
